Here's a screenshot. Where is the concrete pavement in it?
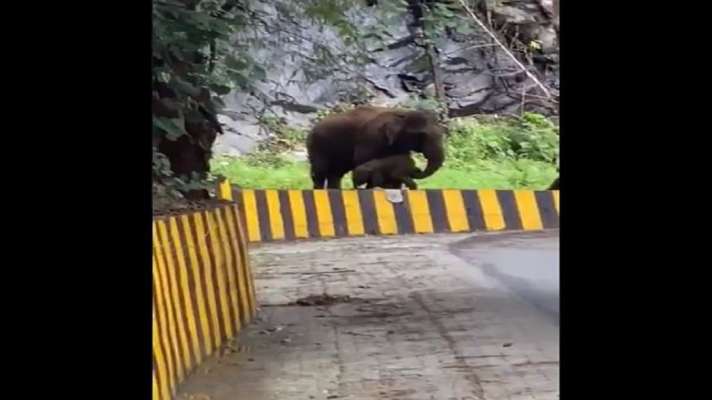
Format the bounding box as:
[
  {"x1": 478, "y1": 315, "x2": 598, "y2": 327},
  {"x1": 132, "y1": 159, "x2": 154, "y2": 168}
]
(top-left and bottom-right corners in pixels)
[{"x1": 177, "y1": 231, "x2": 559, "y2": 400}]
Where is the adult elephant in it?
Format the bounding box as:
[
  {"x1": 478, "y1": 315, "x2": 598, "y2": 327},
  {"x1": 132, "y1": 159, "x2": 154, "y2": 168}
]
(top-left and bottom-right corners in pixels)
[{"x1": 306, "y1": 106, "x2": 446, "y2": 189}]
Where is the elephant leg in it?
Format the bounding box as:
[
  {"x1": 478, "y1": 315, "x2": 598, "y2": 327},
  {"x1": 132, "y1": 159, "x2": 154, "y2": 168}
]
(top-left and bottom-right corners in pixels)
[
  {"x1": 311, "y1": 171, "x2": 327, "y2": 189},
  {"x1": 310, "y1": 159, "x2": 329, "y2": 189},
  {"x1": 326, "y1": 173, "x2": 345, "y2": 189}
]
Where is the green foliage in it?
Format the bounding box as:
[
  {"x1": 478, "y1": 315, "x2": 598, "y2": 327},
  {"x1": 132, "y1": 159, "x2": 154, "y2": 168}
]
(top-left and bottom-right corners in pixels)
[
  {"x1": 313, "y1": 103, "x2": 356, "y2": 123},
  {"x1": 259, "y1": 115, "x2": 308, "y2": 148},
  {"x1": 402, "y1": 96, "x2": 449, "y2": 121},
  {"x1": 234, "y1": 115, "x2": 310, "y2": 170},
  {"x1": 153, "y1": 148, "x2": 184, "y2": 202},
  {"x1": 418, "y1": 159, "x2": 556, "y2": 189},
  {"x1": 304, "y1": 0, "x2": 358, "y2": 39},
  {"x1": 153, "y1": 0, "x2": 266, "y2": 207},
  {"x1": 242, "y1": 151, "x2": 293, "y2": 169},
  {"x1": 445, "y1": 113, "x2": 559, "y2": 167},
  {"x1": 153, "y1": 147, "x2": 220, "y2": 210}
]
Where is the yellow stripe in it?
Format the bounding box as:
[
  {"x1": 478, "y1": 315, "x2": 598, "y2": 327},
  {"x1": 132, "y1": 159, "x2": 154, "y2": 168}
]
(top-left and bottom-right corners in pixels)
[
  {"x1": 230, "y1": 205, "x2": 257, "y2": 315},
  {"x1": 341, "y1": 190, "x2": 365, "y2": 236},
  {"x1": 514, "y1": 190, "x2": 544, "y2": 230},
  {"x1": 241, "y1": 190, "x2": 262, "y2": 242},
  {"x1": 204, "y1": 211, "x2": 234, "y2": 339},
  {"x1": 215, "y1": 208, "x2": 242, "y2": 333},
  {"x1": 478, "y1": 189, "x2": 506, "y2": 231},
  {"x1": 372, "y1": 190, "x2": 398, "y2": 234},
  {"x1": 153, "y1": 223, "x2": 184, "y2": 382},
  {"x1": 179, "y1": 215, "x2": 213, "y2": 356},
  {"x1": 152, "y1": 371, "x2": 160, "y2": 400},
  {"x1": 313, "y1": 190, "x2": 336, "y2": 237},
  {"x1": 157, "y1": 220, "x2": 193, "y2": 373},
  {"x1": 552, "y1": 190, "x2": 559, "y2": 214},
  {"x1": 265, "y1": 190, "x2": 285, "y2": 240},
  {"x1": 288, "y1": 190, "x2": 309, "y2": 238},
  {"x1": 169, "y1": 218, "x2": 202, "y2": 368},
  {"x1": 192, "y1": 213, "x2": 222, "y2": 348},
  {"x1": 218, "y1": 179, "x2": 233, "y2": 201},
  {"x1": 407, "y1": 190, "x2": 434, "y2": 233},
  {"x1": 223, "y1": 207, "x2": 252, "y2": 324},
  {"x1": 442, "y1": 190, "x2": 470, "y2": 232},
  {"x1": 152, "y1": 309, "x2": 170, "y2": 400}
]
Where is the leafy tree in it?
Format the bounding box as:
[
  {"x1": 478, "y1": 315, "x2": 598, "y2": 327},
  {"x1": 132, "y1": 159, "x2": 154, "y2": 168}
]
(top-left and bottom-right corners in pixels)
[
  {"x1": 152, "y1": 0, "x2": 539, "y2": 208},
  {"x1": 153, "y1": 0, "x2": 264, "y2": 203}
]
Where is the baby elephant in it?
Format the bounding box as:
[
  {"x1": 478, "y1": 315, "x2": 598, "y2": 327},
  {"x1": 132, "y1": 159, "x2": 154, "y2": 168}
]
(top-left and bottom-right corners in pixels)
[{"x1": 351, "y1": 154, "x2": 422, "y2": 189}]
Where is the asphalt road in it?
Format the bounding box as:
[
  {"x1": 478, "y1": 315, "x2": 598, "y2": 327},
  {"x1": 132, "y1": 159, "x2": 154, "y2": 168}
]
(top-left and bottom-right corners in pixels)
[{"x1": 450, "y1": 230, "x2": 559, "y2": 324}]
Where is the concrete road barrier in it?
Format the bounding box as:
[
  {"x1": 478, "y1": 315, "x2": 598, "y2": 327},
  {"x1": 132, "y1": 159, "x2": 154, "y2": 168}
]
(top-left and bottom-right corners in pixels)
[
  {"x1": 152, "y1": 203, "x2": 257, "y2": 399},
  {"x1": 217, "y1": 183, "x2": 559, "y2": 242}
]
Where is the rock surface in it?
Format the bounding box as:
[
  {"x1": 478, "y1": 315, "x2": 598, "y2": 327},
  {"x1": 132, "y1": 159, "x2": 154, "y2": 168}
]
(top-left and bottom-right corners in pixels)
[{"x1": 214, "y1": 0, "x2": 559, "y2": 155}]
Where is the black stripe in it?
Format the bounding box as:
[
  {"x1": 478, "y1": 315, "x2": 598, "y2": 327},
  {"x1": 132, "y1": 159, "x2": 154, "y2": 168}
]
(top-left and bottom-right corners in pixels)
[
  {"x1": 394, "y1": 191, "x2": 414, "y2": 234},
  {"x1": 302, "y1": 191, "x2": 321, "y2": 238},
  {"x1": 461, "y1": 190, "x2": 486, "y2": 231},
  {"x1": 253, "y1": 190, "x2": 273, "y2": 241},
  {"x1": 496, "y1": 190, "x2": 523, "y2": 230},
  {"x1": 357, "y1": 190, "x2": 379, "y2": 235},
  {"x1": 328, "y1": 190, "x2": 348, "y2": 237},
  {"x1": 535, "y1": 191, "x2": 559, "y2": 229},
  {"x1": 426, "y1": 190, "x2": 449, "y2": 233},
  {"x1": 278, "y1": 191, "x2": 296, "y2": 240}
]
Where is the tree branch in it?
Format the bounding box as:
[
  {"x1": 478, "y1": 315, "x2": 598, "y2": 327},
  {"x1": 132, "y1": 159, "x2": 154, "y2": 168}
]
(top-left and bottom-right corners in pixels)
[{"x1": 456, "y1": 0, "x2": 552, "y2": 99}]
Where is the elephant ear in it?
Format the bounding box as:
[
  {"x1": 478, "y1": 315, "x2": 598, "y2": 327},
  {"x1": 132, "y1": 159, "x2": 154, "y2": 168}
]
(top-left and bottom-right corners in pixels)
[{"x1": 379, "y1": 114, "x2": 407, "y2": 145}]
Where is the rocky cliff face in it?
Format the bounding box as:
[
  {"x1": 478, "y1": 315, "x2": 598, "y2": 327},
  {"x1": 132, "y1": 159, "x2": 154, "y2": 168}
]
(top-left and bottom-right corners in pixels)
[{"x1": 213, "y1": 0, "x2": 559, "y2": 156}]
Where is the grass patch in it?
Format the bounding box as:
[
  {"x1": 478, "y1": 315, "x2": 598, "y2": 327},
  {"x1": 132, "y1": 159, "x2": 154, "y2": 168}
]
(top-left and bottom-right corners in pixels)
[{"x1": 211, "y1": 157, "x2": 556, "y2": 190}]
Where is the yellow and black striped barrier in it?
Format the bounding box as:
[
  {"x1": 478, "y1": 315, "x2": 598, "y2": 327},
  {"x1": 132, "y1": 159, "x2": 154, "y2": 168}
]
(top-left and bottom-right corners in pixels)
[
  {"x1": 218, "y1": 185, "x2": 559, "y2": 242},
  {"x1": 152, "y1": 203, "x2": 256, "y2": 400}
]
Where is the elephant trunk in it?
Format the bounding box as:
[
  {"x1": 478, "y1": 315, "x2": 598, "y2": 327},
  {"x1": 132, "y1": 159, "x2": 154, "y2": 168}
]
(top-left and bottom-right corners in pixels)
[{"x1": 411, "y1": 143, "x2": 444, "y2": 179}]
